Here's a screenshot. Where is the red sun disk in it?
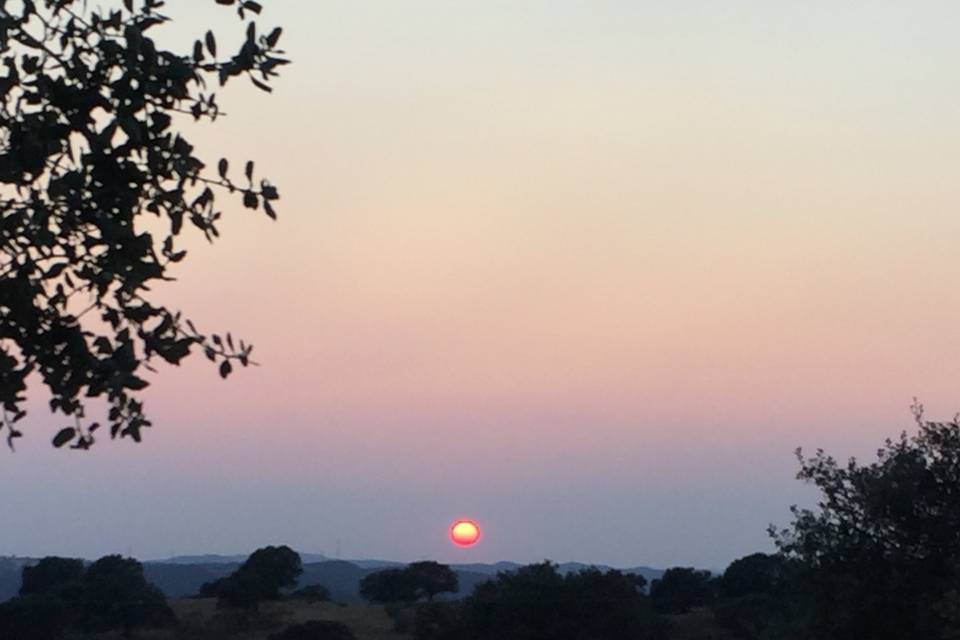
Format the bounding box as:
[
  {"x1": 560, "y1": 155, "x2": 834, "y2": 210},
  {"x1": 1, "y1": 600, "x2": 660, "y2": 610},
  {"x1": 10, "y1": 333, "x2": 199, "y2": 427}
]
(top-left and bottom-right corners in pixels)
[{"x1": 450, "y1": 519, "x2": 481, "y2": 547}]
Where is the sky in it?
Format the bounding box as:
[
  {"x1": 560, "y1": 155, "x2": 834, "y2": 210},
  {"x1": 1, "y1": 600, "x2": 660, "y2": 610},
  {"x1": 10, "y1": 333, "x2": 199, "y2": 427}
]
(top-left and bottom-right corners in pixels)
[{"x1": 4, "y1": 1, "x2": 960, "y2": 570}]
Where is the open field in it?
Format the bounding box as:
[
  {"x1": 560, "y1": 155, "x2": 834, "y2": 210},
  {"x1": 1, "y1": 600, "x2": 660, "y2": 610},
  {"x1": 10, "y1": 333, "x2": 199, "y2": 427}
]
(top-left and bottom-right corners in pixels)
[
  {"x1": 124, "y1": 599, "x2": 408, "y2": 640},
  {"x1": 114, "y1": 599, "x2": 731, "y2": 640}
]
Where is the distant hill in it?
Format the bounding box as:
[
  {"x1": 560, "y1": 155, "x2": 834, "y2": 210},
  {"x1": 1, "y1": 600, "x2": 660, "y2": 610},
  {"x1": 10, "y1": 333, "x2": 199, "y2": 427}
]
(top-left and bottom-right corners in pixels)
[
  {"x1": 0, "y1": 557, "x2": 32, "y2": 602},
  {"x1": 342, "y1": 558, "x2": 405, "y2": 570},
  {"x1": 299, "y1": 561, "x2": 372, "y2": 601},
  {"x1": 154, "y1": 552, "x2": 330, "y2": 565},
  {"x1": 449, "y1": 561, "x2": 523, "y2": 575},
  {"x1": 0, "y1": 555, "x2": 666, "y2": 603},
  {"x1": 142, "y1": 562, "x2": 239, "y2": 598}
]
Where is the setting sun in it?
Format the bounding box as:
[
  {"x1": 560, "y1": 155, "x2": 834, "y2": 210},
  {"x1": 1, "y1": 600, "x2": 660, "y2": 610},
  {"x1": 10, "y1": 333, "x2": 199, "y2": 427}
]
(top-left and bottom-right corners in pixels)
[{"x1": 450, "y1": 520, "x2": 481, "y2": 547}]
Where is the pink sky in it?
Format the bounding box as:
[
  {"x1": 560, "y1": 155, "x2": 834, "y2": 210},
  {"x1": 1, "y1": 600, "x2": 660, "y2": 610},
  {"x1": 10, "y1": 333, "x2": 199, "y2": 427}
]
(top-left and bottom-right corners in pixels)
[{"x1": 4, "y1": 1, "x2": 960, "y2": 569}]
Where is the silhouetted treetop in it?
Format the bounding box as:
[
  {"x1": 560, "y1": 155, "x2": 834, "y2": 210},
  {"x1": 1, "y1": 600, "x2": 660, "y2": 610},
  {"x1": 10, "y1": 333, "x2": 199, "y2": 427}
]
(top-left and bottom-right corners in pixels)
[
  {"x1": 359, "y1": 567, "x2": 419, "y2": 604},
  {"x1": 649, "y1": 567, "x2": 714, "y2": 614},
  {"x1": 406, "y1": 561, "x2": 459, "y2": 601},
  {"x1": 718, "y1": 553, "x2": 791, "y2": 599},
  {"x1": 203, "y1": 545, "x2": 303, "y2": 609},
  {"x1": 0, "y1": 0, "x2": 288, "y2": 449},
  {"x1": 773, "y1": 401, "x2": 960, "y2": 569},
  {"x1": 459, "y1": 562, "x2": 664, "y2": 640},
  {"x1": 18, "y1": 556, "x2": 84, "y2": 597},
  {"x1": 359, "y1": 562, "x2": 459, "y2": 605},
  {"x1": 0, "y1": 554, "x2": 172, "y2": 639},
  {"x1": 769, "y1": 401, "x2": 960, "y2": 639}
]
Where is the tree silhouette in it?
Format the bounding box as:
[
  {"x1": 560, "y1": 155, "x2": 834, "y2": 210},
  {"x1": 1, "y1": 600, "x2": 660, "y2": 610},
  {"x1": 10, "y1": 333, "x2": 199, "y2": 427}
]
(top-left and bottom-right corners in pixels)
[
  {"x1": 770, "y1": 402, "x2": 960, "y2": 639},
  {"x1": 454, "y1": 562, "x2": 664, "y2": 640},
  {"x1": 713, "y1": 554, "x2": 800, "y2": 640},
  {"x1": 203, "y1": 545, "x2": 303, "y2": 609},
  {"x1": 359, "y1": 562, "x2": 459, "y2": 605},
  {"x1": 0, "y1": 554, "x2": 172, "y2": 639},
  {"x1": 718, "y1": 553, "x2": 790, "y2": 599},
  {"x1": 75, "y1": 554, "x2": 173, "y2": 636},
  {"x1": 649, "y1": 567, "x2": 714, "y2": 614},
  {"x1": 359, "y1": 567, "x2": 419, "y2": 605},
  {"x1": 3, "y1": 556, "x2": 85, "y2": 640},
  {"x1": 0, "y1": 593, "x2": 73, "y2": 640},
  {"x1": 406, "y1": 561, "x2": 459, "y2": 601},
  {"x1": 0, "y1": 0, "x2": 288, "y2": 449},
  {"x1": 18, "y1": 556, "x2": 84, "y2": 597}
]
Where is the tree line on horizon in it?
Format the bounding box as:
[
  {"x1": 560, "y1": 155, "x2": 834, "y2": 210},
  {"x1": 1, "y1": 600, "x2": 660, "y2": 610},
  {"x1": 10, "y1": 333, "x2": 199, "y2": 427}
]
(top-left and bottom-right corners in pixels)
[{"x1": 6, "y1": 406, "x2": 960, "y2": 640}]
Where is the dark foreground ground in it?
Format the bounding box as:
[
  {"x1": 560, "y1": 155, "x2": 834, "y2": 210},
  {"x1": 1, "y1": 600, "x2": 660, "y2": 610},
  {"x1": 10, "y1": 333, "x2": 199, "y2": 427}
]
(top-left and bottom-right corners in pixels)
[{"x1": 102, "y1": 599, "x2": 732, "y2": 640}]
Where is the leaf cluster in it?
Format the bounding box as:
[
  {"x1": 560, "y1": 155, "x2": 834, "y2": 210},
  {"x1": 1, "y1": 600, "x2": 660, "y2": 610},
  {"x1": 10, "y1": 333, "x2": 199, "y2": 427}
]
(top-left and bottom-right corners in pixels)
[{"x1": 0, "y1": 0, "x2": 288, "y2": 448}]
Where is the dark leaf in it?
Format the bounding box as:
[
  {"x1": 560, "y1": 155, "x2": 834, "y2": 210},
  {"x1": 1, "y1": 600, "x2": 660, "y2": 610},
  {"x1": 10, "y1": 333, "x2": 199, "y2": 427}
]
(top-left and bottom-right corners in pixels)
[
  {"x1": 205, "y1": 30, "x2": 217, "y2": 57},
  {"x1": 250, "y1": 76, "x2": 272, "y2": 92},
  {"x1": 52, "y1": 428, "x2": 76, "y2": 448},
  {"x1": 266, "y1": 27, "x2": 282, "y2": 48}
]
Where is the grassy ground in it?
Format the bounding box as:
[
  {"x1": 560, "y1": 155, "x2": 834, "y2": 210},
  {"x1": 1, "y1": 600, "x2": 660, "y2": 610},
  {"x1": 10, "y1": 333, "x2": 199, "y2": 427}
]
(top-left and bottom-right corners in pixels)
[
  {"x1": 122, "y1": 599, "x2": 732, "y2": 640},
  {"x1": 125, "y1": 598, "x2": 408, "y2": 640}
]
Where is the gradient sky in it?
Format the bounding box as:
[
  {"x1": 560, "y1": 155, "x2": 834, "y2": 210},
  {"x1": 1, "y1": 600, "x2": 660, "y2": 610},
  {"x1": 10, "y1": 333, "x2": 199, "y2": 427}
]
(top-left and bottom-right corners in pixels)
[{"x1": 4, "y1": 1, "x2": 960, "y2": 570}]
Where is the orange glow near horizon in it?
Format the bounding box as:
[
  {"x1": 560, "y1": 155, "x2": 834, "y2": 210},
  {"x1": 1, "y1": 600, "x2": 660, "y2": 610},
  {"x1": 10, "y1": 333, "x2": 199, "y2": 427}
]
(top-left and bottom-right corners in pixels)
[{"x1": 450, "y1": 520, "x2": 481, "y2": 547}]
